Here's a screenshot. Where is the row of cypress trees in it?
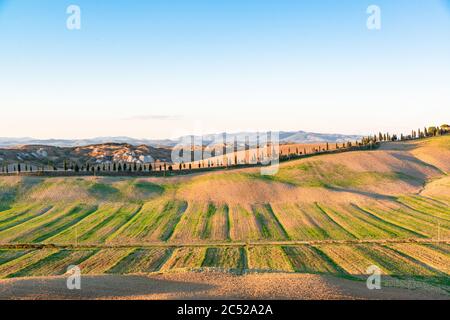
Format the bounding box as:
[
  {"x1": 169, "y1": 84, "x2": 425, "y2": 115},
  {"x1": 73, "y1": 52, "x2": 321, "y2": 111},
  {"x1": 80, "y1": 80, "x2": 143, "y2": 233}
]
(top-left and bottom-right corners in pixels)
[{"x1": 1, "y1": 124, "x2": 449, "y2": 175}]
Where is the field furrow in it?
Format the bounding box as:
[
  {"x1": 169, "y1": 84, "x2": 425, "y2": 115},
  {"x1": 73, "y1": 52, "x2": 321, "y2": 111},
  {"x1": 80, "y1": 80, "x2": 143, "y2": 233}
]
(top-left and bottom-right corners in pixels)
[
  {"x1": 9, "y1": 249, "x2": 96, "y2": 278},
  {"x1": 201, "y1": 203, "x2": 218, "y2": 240},
  {"x1": 107, "y1": 199, "x2": 166, "y2": 242},
  {"x1": 201, "y1": 247, "x2": 247, "y2": 271},
  {"x1": 210, "y1": 204, "x2": 231, "y2": 241},
  {"x1": 428, "y1": 244, "x2": 450, "y2": 255},
  {"x1": 45, "y1": 204, "x2": 123, "y2": 244},
  {"x1": 0, "y1": 249, "x2": 59, "y2": 278},
  {"x1": 397, "y1": 196, "x2": 450, "y2": 224},
  {"x1": 77, "y1": 248, "x2": 135, "y2": 274},
  {"x1": 252, "y1": 204, "x2": 290, "y2": 240},
  {"x1": 228, "y1": 204, "x2": 261, "y2": 241},
  {"x1": 170, "y1": 202, "x2": 208, "y2": 241},
  {"x1": 318, "y1": 202, "x2": 427, "y2": 240},
  {"x1": 160, "y1": 247, "x2": 207, "y2": 271},
  {"x1": 0, "y1": 205, "x2": 53, "y2": 233},
  {"x1": 354, "y1": 245, "x2": 439, "y2": 277},
  {"x1": 3, "y1": 205, "x2": 98, "y2": 243},
  {"x1": 372, "y1": 201, "x2": 449, "y2": 238},
  {"x1": 117, "y1": 200, "x2": 187, "y2": 243},
  {"x1": 349, "y1": 204, "x2": 422, "y2": 238},
  {"x1": 305, "y1": 203, "x2": 356, "y2": 239},
  {"x1": 0, "y1": 249, "x2": 30, "y2": 265},
  {"x1": 108, "y1": 248, "x2": 173, "y2": 274},
  {"x1": 0, "y1": 204, "x2": 34, "y2": 226},
  {"x1": 387, "y1": 243, "x2": 450, "y2": 274},
  {"x1": 247, "y1": 246, "x2": 293, "y2": 272},
  {"x1": 20, "y1": 205, "x2": 98, "y2": 243},
  {"x1": 282, "y1": 245, "x2": 345, "y2": 274},
  {"x1": 77, "y1": 204, "x2": 142, "y2": 243},
  {"x1": 415, "y1": 196, "x2": 450, "y2": 213},
  {"x1": 0, "y1": 205, "x2": 69, "y2": 243},
  {"x1": 317, "y1": 244, "x2": 382, "y2": 276}
]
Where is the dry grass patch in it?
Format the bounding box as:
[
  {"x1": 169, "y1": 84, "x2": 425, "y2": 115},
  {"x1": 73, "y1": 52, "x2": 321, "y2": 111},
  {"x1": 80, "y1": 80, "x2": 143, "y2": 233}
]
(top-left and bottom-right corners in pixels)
[
  {"x1": 228, "y1": 204, "x2": 261, "y2": 241},
  {"x1": 317, "y1": 244, "x2": 381, "y2": 276},
  {"x1": 0, "y1": 249, "x2": 59, "y2": 278},
  {"x1": 77, "y1": 248, "x2": 135, "y2": 274},
  {"x1": 108, "y1": 248, "x2": 173, "y2": 274},
  {"x1": 387, "y1": 243, "x2": 450, "y2": 274},
  {"x1": 283, "y1": 245, "x2": 345, "y2": 274},
  {"x1": 160, "y1": 247, "x2": 207, "y2": 271},
  {"x1": 201, "y1": 247, "x2": 247, "y2": 272},
  {"x1": 247, "y1": 246, "x2": 293, "y2": 272},
  {"x1": 8, "y1": 249, "x2": 96, "y2": 278}
]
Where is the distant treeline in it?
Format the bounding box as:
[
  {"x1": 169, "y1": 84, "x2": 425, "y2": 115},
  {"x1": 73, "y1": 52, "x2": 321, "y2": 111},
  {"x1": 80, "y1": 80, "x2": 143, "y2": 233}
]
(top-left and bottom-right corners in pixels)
[
  {"x1": 1, "y1": 124, "x2": 448, "y2": 176},
  {"x1": 361, "y1": 124, "x2": 449, "y2": 144}
]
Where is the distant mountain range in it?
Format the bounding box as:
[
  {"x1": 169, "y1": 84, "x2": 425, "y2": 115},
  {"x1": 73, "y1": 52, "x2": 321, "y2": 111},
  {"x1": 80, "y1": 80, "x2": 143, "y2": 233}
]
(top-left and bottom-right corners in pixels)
[
  {"x1": 0, "y1": 131, "x2": 362, "y2": 148},
  {"x1": 0, "y1": 143, "x2": 173, "y2": 168}
]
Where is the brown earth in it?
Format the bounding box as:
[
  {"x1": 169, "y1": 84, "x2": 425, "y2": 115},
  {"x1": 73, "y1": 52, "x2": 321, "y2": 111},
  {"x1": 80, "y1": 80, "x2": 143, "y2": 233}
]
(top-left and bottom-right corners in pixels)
[{"x1": 0, "y1": 272, "x2": 448, "y2": 300}]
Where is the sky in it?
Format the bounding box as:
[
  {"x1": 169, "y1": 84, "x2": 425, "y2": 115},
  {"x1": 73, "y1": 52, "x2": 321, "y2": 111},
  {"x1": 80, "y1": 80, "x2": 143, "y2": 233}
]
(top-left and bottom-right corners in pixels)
[{"x1": 0, "y1": 0, "x2": 449, "y2": 139}]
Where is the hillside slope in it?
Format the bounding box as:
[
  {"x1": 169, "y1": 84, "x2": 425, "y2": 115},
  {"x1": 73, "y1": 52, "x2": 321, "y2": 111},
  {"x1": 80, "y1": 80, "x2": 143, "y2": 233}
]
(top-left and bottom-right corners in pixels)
[
  {"x1": 0, "y1": 136, "x2": 449, "y2": 292},
  {"x1": 0, "y1": 136, "x2": 449, "y2": 242}
]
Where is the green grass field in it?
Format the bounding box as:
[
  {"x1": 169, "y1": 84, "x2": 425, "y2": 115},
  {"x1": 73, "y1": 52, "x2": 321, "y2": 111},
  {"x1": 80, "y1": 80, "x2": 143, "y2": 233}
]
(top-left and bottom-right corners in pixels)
[{"x1": 0, "y1": 136, "x2": 449, "y2": 293}]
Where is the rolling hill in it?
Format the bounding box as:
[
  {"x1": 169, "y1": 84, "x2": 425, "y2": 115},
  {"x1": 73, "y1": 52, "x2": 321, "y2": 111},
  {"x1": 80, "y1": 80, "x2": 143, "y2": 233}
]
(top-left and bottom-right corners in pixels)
[{"x1": 0, "y1": 136, "x2": 449, "y2": 294}]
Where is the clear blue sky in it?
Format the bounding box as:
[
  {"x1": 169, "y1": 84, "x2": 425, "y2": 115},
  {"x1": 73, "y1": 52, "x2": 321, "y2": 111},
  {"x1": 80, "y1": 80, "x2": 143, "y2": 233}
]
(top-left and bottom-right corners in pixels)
[{"x1": 1, "y1": 0, "x2": 449, "y2": 139}]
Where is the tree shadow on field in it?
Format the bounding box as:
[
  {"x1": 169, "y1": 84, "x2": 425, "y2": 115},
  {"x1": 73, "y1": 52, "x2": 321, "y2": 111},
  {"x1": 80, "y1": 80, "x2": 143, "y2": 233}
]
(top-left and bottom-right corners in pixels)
[
  {"x1": 388, "y1": 152, "x2": 445, "y2": 177},
  {"x1": 0, "y1": 275, "x2": 215, "y2": 300},
  {"x1": 325, "y1": 186, "x2": 396, "y2": 200},
  {"x1": 379, "y1": 142, "x2": 420, "y2": 151},
  {"x1": 319, "y1": 274, "x2": 450, "y2": 300}
]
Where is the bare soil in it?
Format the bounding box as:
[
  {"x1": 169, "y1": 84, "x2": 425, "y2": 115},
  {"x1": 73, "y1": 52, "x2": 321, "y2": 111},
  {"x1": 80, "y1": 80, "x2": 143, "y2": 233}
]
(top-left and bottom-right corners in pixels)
[{"x1": 0, "y1": 272, "x2": 448, "y2": 300}]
